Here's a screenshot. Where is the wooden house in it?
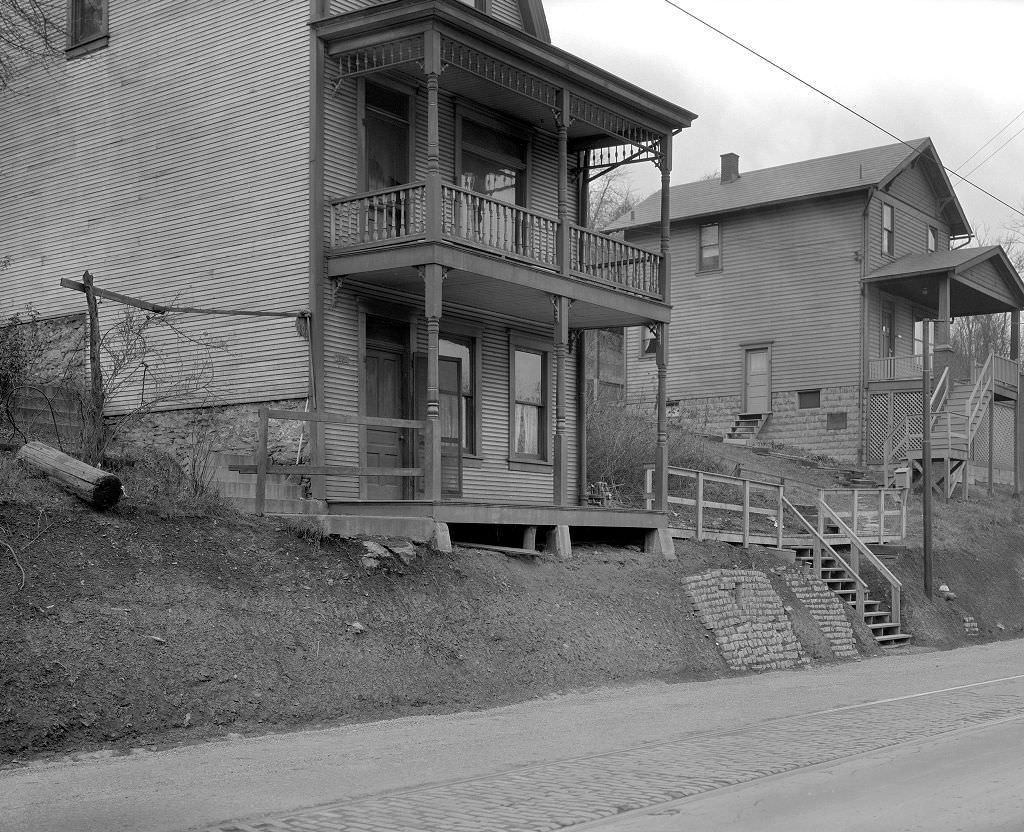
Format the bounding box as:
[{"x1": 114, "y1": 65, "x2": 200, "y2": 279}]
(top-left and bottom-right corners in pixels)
[
  {"x1": 612, "y1": 139, "x2": 1024, "y2": 489},
  {"x1": 1, "y1": 0, "x2": 696, "y2": 554}
]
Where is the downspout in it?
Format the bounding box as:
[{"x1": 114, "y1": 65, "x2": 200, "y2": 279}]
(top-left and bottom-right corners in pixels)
[{"x1": 858, "y1": 186, "x2": 876, "y2": 469}]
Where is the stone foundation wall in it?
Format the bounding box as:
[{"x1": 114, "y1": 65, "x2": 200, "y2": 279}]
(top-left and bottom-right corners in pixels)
[
  {"x1": 112, "y1": 399, "x2": 309, "y2": 464},
  {"x1": 782, "y1": 571, "x2": 859, "y2": 660},
  {"x1": 760, "y1": 386, "x2": 860, "y2": 462},
  {"x1": 682, "y1": 569, "x2": 809, "y2": 672},
  {"x1": 671, "y1": 395, "x2": 742, "y2": 436},
  {"x1": 17, "y1": 313, "x2": 87, "y2": 385}
]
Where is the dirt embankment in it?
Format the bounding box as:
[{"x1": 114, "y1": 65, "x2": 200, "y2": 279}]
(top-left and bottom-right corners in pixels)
[{"x1": 3, "y1": 444, "x2": 1024, "y2": 765}]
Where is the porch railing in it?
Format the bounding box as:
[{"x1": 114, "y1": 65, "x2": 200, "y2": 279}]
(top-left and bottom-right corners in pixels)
[
  {"x1": 868, "y1": 354, "x2": 925, "y2": 381},
  {"x1": 569, "y1": 225, "x2": 662, "y2": 298},
  {"x1": 328, "y1": 181, "x2": 664, "y2": 299},
  {"x1": 440, "y1": 184, "x2": 559, "y2": 267},
  {"x1": 330, "y1": 184, "x2": 427, "y2": 249},
  {"x1": 994, "y1": 354, "x2": 1019, "y2": 388}
]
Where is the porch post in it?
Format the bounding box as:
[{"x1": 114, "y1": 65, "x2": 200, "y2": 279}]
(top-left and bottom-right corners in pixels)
[
  {"x1": 423, "y1": 265, "x2": 444, "y2": 501},
  {"x1": 424, "y1": 31, "x2": 442, "y2": 241},
  {"x1": 557, "y1": 88, "x2": 571, "y2": 278},
  {"x1": 654, "y1": 134, "x2": 673, "y2": 512},
  {"x1": 933, "y1": 272, "x2": 953, "y2": 378},
  {"x1": 553, "y1": 295, "x2": 570, "y2": 505},
  {"x1": 1012, "y1": 310, "x2": 1020, "y2": 361}
]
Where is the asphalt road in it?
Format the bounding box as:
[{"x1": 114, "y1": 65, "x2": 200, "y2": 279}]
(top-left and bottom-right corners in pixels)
[{"x1": 4, "y1": 641, "x2": 1024, "y2": 832}]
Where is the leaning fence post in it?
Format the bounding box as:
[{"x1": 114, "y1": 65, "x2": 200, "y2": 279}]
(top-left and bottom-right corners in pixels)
[
  {"x1": 696, "y1": 471, "x2": 704, "y2": 541},
  {"x1": 255, "y1": 407, "x2": 269, "y2": 516},
  {"x1": 776, "y1": 485, "x2": 784, "y2": 549}
]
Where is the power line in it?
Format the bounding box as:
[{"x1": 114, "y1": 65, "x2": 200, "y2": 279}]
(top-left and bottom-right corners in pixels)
[
  {"x1": 962, "y1": 122, "x2": 1024, "y2": 180},
  {"x1": 660, "y1": 0, "x2": 1024, "y2": 223},
  {"x1": 955, "y1": 108, "x2": 1024, "y2": 173}
]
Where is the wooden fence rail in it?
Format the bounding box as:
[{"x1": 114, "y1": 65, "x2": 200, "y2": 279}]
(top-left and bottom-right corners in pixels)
[{"x1": 229, "y1": 408, "x2": 427, "y2": 514}]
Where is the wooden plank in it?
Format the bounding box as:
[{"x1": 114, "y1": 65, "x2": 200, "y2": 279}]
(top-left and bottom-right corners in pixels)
[
  {"x1": 231, "y1": 464, "x2": 423, "y2": 477},
  {"x1": 255, "y1": 408, "x2": 269, "y2": 516},
  {"x1": 263, "y1": 408, "x2": 425, "y2": 430},
  {"x1": 60, "y1": 277, "x2": 304, "y2": 318}
]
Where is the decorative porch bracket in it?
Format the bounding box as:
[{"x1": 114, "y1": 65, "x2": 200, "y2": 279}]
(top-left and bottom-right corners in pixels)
[{"x1": 334, "y1": 32, "x2": 668, "y2": 166}]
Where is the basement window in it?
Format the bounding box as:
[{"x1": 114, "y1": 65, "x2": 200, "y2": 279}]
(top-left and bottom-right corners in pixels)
[
  {"x1": 827, "y1": 412, "x2": 848, "y2": 431},
  {"x1": 798, "y1": 390, "x2": 821, "y2": 409}
]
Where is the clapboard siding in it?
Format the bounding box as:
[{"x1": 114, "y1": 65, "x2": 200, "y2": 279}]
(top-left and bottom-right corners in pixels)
[
  {"x1": 626, "y1": 194, "x2": 864, "y2": 403},
  {"x1": 490, "y1": 0, "x2": 526, "y2": 28},
  {"x1": 886, "y1": 160, "x2": 947, "y2": 232},
  {"x1": 1, "y1": 0, "x2": 312, "y2": 415},
  {"x1": 868, "y1": 179, "x2": 951, "y2": 273},
  {"x1": 328, "y1": 0, "x2": 526, "y2": 31},
  {"x1": 322, "y1": 285, "x2": 362, "y2": 501}
]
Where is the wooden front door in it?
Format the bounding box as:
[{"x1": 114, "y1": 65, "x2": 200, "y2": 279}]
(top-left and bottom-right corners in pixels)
[
  {"x1": 365, "y1": 342, "x2": 407, "y2": 501},
  {"x1": 744, "y1": 347, "x2": 771, "y2": 414}
]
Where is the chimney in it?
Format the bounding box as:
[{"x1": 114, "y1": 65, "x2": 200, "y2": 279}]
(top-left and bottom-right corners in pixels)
[{"x1": 721, "y1": 152, "x2": 740, "y2": 184}]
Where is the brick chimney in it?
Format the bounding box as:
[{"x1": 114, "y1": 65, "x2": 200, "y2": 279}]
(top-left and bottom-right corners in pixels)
[{"x1": 721, "y1": 152, "x2": 740, "y2": 184}]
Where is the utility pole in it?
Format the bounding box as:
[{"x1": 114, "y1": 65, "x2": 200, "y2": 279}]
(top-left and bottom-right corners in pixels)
[{"x1": 922, "y1": 323, "x2": 934, "y2": 600}]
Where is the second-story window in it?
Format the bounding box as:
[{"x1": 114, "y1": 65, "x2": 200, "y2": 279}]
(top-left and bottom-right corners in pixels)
[
  {"x1": 698, "y1": 222, "x2": 720, "y2": 270},
  {"x1": 67, "y1": 0, "x2": 108, "y2": 54},
  {"x1": 459, "y1": 117, "x2": 528, "y2": 207},
  {"x1": 927, "y1": 226, "x2": 938, "y2": 252},
  {"x1": 881, "y1": 203, "x2": 895, "y2": 256},
  {"x1": 362, "y1": 81, "x2": 412, "y2": 191}
]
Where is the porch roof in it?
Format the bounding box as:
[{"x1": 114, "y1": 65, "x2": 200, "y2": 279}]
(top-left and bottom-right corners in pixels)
[
  {"x1": 863, "y1": 246, "x2": 1024, "y2": 315},
  {"x1": 314, "y1": 0, "x2": 696, "y2": 151}
]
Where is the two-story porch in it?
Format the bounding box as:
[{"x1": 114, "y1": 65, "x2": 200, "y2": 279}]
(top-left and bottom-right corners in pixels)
[
  {"x1": 306, "y1": 1, "x2": 696, "y2": 555},
  {"x1": 863, "y1": 247, "x2": 1024, "y2": 489}
]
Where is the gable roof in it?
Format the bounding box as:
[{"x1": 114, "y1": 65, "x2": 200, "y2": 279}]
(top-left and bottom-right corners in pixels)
[{"x1": 609, "y1": 138, "x2": 971, "y2": 237}]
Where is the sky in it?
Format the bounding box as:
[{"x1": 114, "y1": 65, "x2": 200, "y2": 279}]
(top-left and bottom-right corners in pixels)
[{"x1": 545, "y1": 0, "x2": 1024, "y2": 243}]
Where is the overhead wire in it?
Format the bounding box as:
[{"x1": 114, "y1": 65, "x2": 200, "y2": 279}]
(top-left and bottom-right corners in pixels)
[
  {"x1": 961, "y1": 122, "x2": 1024, "y2": 179},
  {"x1": 954, "y1": 108, "x2": 1024, "y2": 173},
  {"x1": 659, "y1": 0, "x2": 1024, "y2": 222}
]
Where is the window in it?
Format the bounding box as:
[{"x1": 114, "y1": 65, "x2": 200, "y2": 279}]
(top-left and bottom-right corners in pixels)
[
  {"x1": 699, "y1": 222, "x2": 721, "y2": 270},
  {"x1": 67, "y1": 0, "x2": 107, "y2": 54},
  {"x1": 458, "y1": 116, "x2": 528, "y2": 207},
  {"x1": 457, "y1": 0, "x2": 488, "y2": 8},
  {"x1": 509, "y1": 339, "x2": 549, "y2": 462},
  {"x1": 826, "y1": 412, "x2": 848, "y2": 431},
  {"x1": 439, "y1": 335, "x2": 477, "y2": 455},
  {"x1": 927, "y1": 226, "x2": 938, "y2": 252},
  {"x1": 362, "y1": 81, "x2": 412, "y2": 191},
  {"x1": 881, "y1": 203, "x2": 895, "y2": 256},
  {"x1": 639, "y1": 324, "x2": 658, "y2": 359},
  {"x1": 585, "y1": 329, "x2": 625, "y2": 401},
  {"x1": 798, "y1": 390, "x2": 821, "y2": 409}
]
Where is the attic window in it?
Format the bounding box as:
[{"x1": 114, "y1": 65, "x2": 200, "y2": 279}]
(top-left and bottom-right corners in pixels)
[
  {"x1": 927, "y1": 226, "x2": 938, "y2": 252},
  {"x1": 456, "y1": 0, "x2": 488, "y2": 9}
]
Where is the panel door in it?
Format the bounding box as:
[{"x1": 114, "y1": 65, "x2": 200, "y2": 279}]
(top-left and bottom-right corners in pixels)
[
  {"x1": 744, "y1": 348, "x2": 771, "y2": 414},
  {"x1": 365, "y1": 345, "x2": 406, "y2": 500}
]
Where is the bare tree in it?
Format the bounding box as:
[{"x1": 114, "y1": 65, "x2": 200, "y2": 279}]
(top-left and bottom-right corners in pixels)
[
  {"x1": 0, "y1": 0, "x2": 64, "y2": 90},
  {"x1": 587, "y1": 168, "x2": 642, "y2": 231}
]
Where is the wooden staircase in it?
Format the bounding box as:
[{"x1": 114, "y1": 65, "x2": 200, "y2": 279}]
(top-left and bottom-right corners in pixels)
[
  {"x1": 794, "y1": 546, "x2": 910, "y2": 647},
  {"x1": 888, "y1": 354, "x2": 995, "y2": 498},
  {"x1": 724, "y1": 412, "x2": 769, "y2": 444},
  {"x1": 784, "y1": 498, "x2": 911, "y2": 648}
]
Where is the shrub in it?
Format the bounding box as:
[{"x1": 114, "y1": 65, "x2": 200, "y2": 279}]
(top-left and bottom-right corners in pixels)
[{"x1": 585, "y1": 399, "x2": 721, "y2": 506}]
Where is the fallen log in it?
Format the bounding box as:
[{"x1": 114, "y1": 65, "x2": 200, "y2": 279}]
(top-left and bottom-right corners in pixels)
[{"x1": 16, "y1": 441, "x2": 123, "y2": 510}]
